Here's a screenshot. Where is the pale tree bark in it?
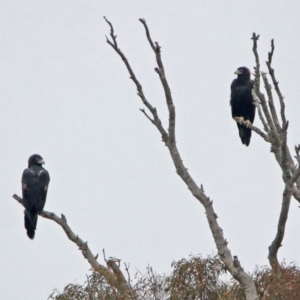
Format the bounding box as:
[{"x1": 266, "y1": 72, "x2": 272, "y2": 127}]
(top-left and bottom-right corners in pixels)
[
  {"x1": 237, "y1": 34, "x2": 300, "y2": 268},
  {"x1": 12, "y1": 20, "x2": 299, "y2": 299},
  {"x1": 12, "y1": 194, "x2": 136, "y2": 300},
  {"x1": 104, "y1": 17, "x2": 258, "y2": 300}
]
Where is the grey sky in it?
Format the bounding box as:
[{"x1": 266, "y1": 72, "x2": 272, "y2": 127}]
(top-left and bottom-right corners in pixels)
[{"x1": 1, "y1": 1, "x2": 300, "y2": 299}]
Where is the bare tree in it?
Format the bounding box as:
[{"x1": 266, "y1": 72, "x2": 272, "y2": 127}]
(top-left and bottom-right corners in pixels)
[
  {"x1": 13, "y1": 19, "x2": 300, "y2": 300},
  {"x1": 240, "y1": 34, "x2": 300, "y2": 268},
  {"x1": 103, "y1": 17, "x2": 258, "y2": 300}
]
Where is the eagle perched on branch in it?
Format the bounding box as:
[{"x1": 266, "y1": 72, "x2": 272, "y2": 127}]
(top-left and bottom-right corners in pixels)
[
  {"x1": 22, "y1": 154, "x2": 50, "y2": 239},
  {"x1": 230, "y1": 67, "x2": 256, "y2": 146}
]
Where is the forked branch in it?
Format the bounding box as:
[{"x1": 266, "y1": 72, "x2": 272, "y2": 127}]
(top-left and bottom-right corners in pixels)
[
  {"x1": 139, "y1": 18, "x2": 176, "y2": 145},
  {"x1": 261, "y1": 72, "x2": 281, "y2": 133},
  {"x1": 252, "y1": 34, "x2": 300, "y2": 268},
  {"x1": 252, "y1": 33, "x2": 280, "y2": 147},
  {"x1": 251, "y1": 34, "x2": 297, "y2": 181},
  {"x1": 104, "y1": 16, "x2": 168, "y2": 144},
  {"x1": 251, "y1": 33, "x2": 261, "y2": 91},
  {"x1": 105, "y1": 18, "x2": 258, "y2": 300}
]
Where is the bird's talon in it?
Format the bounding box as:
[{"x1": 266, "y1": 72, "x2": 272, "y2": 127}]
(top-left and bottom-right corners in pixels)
[
  {"x1": 234, "y1": 116, "x2": 244, "y2": 124},
  {"x1": 244, "y1": 120, "x2": 252, "y2": 128}
]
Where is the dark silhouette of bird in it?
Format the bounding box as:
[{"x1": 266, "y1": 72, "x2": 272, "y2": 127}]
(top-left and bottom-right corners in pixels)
[
  {"x1": 22, "y1": 154, "x2": 50, "y2": 239},
  {"x1": 230, "y1": 67, "x2": 256, "y2": 146}
]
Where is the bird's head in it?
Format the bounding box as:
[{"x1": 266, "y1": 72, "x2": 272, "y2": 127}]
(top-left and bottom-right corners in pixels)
[
  {"x1": 234, "y1": 67, "x2": 251, "y2": 79},
  {"x1": 28, "y1": 154, "x2": 45, "y2": 167}
]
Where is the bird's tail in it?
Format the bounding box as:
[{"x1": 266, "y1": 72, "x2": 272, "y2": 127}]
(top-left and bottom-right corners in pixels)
[
  {"x1": 238, "y1": 125, "x2": 252, "y2": 146},
  {"x1": 24, "y1": 210, "x2": 38, "y2": 240}
]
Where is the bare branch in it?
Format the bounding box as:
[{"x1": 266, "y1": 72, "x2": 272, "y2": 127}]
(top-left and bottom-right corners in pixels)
[
  {"x1": 252, "y1": 33, "x2": 280, "y2": 147},
  {"x1": 271, "y1": 138, "x2": 300, "y2": 204},
  {"x1": 106, "y1": 19, "x2": 258, "y2": 300},
  {"x1": 251, "y1": 33, "x2": 261, "y2": 91},
  {"x1": 280, "y1": 123, "x2": 292, "y2": 182},
  {"x1": 12, "y1": 194, "x2": 134, "y2": 299},
  {"x1": 104, "y1": 17, "x2": 168, "y2": 145},
  {"x1": 267, "y1": 39, "x2": 275, "y2": 65},
  {"x1": 253, "y1": 98, "x2": 270, "y2": 133},
  {"x1": 251, "y1": 34, "x2": 300, "y2": 208},
  {"x1": 258, "y1": 72, "x2": 281, "y2": 145},
  {"x1": 234, "y1": 117, "x2": 270, "y2": 143},
  {"x1": 268, "y1": 166, "x2": 300, "y2": 267},
  {"x1": 266, "y1": 39, "x2": 287, "y2": 128},
  {"x1": 139, "y1": 18, "x2": 176, "y2": 145},
  {"x1": 140, "y1": 108, "x2": 154, "y2": 124},
  {"x1": 138, "y1": 18, "x2": 156, "y2": 52},
  {"x1": 261, "y1": 72, "x2": 281, "y2": 133}
]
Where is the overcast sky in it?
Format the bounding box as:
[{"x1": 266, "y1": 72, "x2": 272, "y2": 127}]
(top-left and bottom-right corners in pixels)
[{"x1": 1, "y1": 1, "x2": 300, "y2": 299}]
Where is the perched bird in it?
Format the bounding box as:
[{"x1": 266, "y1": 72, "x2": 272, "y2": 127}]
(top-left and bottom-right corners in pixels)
[
  {"x1": 22, "y1": 154, "x2": 50, "y2": 239},
  {"x1": 230, "y1": 67, "x2": 256, "y2": 146},
  {"x1": 233, "y1": 255, "x2": 242, "y2": 269}
]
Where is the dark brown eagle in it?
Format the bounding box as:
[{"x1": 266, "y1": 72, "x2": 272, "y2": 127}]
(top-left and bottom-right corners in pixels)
[
  {"x1": 230, "y1": 67, "x2": 256, "y2": 146},
  {"x1": 22, "y1": 154, "x2": 50, "y2": 239}
]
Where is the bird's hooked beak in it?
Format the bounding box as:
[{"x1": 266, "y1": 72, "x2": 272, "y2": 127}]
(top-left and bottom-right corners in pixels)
[
  {"x1": 37, "y1": 159, "x2": 45, "y2": 164},
  {"x1": 234, "y1": 69, "x2": 243, "y2": 75}
]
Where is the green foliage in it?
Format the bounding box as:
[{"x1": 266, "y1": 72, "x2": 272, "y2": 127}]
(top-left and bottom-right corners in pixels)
[{"x1": 49, "y1": 255, "x2": 300, "y2": 300}]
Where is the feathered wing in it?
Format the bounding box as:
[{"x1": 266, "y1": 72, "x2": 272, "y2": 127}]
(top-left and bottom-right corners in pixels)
[
  {"x1": 22, "y1": 168, "x2": 50, "y2": 239},
  {"x1": 230, "y1": 78, "x2": 256, "y2": 146}
]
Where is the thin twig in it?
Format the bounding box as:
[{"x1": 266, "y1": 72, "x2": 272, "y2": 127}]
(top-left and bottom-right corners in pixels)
[
  {"x1": 124, "y1": 263, "x2": 137, "y2": 300},
  {"x1": 261, "y1": 72, "x2": 281, "y2": 133},
  {"x1": 86, "y1": 275, "x2": 93, "y2": 300},
  {"x1": 295, "y1": 145, "x2": 300, "y2": 165},
  {"x1": 104, "y1": 16, "x2": 169, "y2": 145},
  {"x1": 140, "y1": 108, "x2": 154, "y2": 123},
  {"x1": 251, "y1": 33, "x2": 261, "y2": 91},
  {"x1": 139, "y1": 18, "x2": 176, "y2": 145},
  {"x1": 266, "y1": 39, "x2": 287, "y2": 128},
  {"x1": 252, "y1": 33, "x2": 280, "y2": 147},
  {"x1": 253, "y1": 99, "x2": 269, "y2": 132},
  {"x1": 258, "y1": 72, "x2": 280, "y2": 146}
]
